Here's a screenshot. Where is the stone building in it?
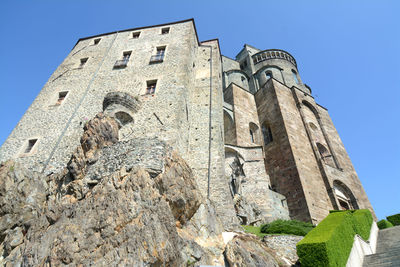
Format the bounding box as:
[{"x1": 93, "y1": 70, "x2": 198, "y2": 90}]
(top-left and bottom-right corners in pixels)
[{"x1": 0, "y1": 19, "x2": 374, "y2": 227}]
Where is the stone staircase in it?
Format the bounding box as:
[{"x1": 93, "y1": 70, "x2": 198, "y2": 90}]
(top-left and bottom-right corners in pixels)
[{"x1": 363, "y1": 225, "x2": 400, "y2": 266}]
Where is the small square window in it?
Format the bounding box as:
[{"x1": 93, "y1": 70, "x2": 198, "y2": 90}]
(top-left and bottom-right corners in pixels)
[
  {"x1": 56, "y1": 91, "x2": 68, "y2": 105},
  {"x1": 93, "y1": 38, "x2": 101, "y2": 45},
  {"x1": 132, "y1": 32, "x2": 140, "y2": 39},
  {"x1": 161, "y1": 27, "x2": 170, "y2": 34},
  {"x1": 146, "y1": 80, "x2": 157, "y2": 95},
  {"x1": 79, "y1": 58, "x2": 88, "y2": 68},
  {"x1": 22, "y1": 139, "x2": 38, "y2": 155}
]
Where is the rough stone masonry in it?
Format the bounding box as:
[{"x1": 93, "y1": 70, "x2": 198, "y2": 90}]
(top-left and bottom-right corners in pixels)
[{"x1": 0, "y1": 19, "x2": 375, "y2": 228}]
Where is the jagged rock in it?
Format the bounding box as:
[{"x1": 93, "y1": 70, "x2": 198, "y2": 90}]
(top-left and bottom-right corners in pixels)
[
  {"x1": 224, "y1": 234, "x2": 279, "y2": 267},
  {"x1": 0, "y1": 113, "x2": 226, "y2": 266}
]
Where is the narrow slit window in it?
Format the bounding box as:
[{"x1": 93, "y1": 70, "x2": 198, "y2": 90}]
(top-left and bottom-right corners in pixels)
[
  {"x1": 146, "y1": 80, "x2": 157, "y2": 95},
  {"x1": 56, "y1": 91, "x2": 68, "y2": 105},
  {"x1": 292, "y1": 69, "x2": 300, "y2": 84},
  {"x1": 132, "y1": 32, "x2": 140, "y2": 39},
  {"x1": 262, "y1": 124, "x2": 273, "y2": 145},
  {"x1": 24, "y1": 139, "x2": 37, "y2": 154},
  {"x1": 161, "y1": 27, "x2": 170, "y2": 34},
  {"x1": 93, "y1": 38, "x2": 101, "y2": 45}
]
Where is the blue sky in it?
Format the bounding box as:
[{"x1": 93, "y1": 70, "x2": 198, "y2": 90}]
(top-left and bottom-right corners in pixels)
[{"x1": 0, "y1": 1, "x2": 399, "y2": 220}]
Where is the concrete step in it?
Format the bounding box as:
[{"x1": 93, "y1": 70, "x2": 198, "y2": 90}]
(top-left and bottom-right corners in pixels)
[{"x1": 362, "y1": 226, "x2": 400, "y2": 267}]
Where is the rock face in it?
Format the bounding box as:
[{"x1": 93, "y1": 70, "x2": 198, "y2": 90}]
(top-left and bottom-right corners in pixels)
[
  {"x1": 0, "y1": 113, "x2": 281, "y2": 266},
  {"x1": 263, "y1": 235, "x2": 303, "y2": 266},
  {"x1": 224, "y1": 235, "x2": 279, "y2": 267}
]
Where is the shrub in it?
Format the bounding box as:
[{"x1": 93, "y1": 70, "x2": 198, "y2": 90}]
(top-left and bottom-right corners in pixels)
[
  {"x1": 352, "y1": 209, "x2": 373, "y2": 240},
  {"x1": 377, "y1": 219, "x2": 394, "y2": 229},
  {"x1": 296, "y1": 209, "x2": 373, "y2": 267},
  {"x1": 386, "y1": 213, "x2": 400, "y2": 226},
  {"x1": 260, "y1": 219, "x2": 314, "y2": 236}
]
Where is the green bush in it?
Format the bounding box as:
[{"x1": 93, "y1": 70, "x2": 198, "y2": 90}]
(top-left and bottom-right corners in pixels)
[
  {"x1": 386, "y1": 213, "x2": 400, "y2": 226},
  {"x1": 352, "y1": 209, "x2": 373, "y2": 240},
  {"x1": 260, "y1": 219, "x2": 314, "y2": 236},
  {"x1": 296, "y1": 209, "x2": 373, "y2": 267},
  {"x1": 377, "y1": 219, "x2": 394, "y2": 229}
]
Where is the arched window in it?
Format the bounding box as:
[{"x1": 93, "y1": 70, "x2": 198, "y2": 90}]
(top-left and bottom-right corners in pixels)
[
  {"x1": 316, "y1": 142, "x2": 335, "y2": 167},
  {"x1": 249, "y1": 122, "x2": 260, "y2": 144},
  {"x1": 333, "y1": 180, "x2": 359, "y2": 210},
  {"x1": 262, "y1": 124, "x2": 273, "y2": 145},
  {"x1": 292, "y1": 69, "x2": 300, "y2": 84},
  {"x1": 115, "y1": 111, "x2": 133, "y2": 127},
  {"x1": 265, "y1": 71, "x2": 272, "y2": 81}
]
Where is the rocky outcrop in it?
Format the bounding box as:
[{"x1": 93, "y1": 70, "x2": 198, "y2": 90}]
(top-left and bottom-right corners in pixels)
[
  {"x1": 0, "y1": 113, "x2": 283, "y2": 266},
  {"x1": 224, "y1": 234, "x2": 279, "y2": 267}
]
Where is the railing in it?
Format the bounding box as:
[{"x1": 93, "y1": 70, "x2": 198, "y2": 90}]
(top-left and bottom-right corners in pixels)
[
  {"x1": 252, "y1": 49, "x2": 297, "y2": 66},
  {"x1": 113, "y1": 59, "x2": 129, "y2": 69},
  {"x1": 149, "y1": 54, "x2": 164, "y2": 63}
]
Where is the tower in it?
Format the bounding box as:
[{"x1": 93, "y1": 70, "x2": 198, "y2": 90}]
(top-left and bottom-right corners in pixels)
[{"x1": 222, "y1": 44, "x2": 375, "y2": 223}]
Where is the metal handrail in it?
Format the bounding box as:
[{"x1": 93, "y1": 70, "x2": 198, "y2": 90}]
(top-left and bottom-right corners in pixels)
[
  {"x1": 150, "y1": 54, "x2": 164, "y2": 63},
  {"x1": 114, "y1": 59, "x2": 129, "y2": 68}
]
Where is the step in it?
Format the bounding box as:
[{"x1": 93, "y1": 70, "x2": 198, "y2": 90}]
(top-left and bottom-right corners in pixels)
[{"x1": 365, "y1": 252, "x2": 400, "y2": 260}]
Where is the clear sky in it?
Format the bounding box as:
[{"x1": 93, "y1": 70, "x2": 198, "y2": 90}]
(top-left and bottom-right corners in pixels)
[{"x1": 0, "y1": 0, "x2": 399, "y2": 220}]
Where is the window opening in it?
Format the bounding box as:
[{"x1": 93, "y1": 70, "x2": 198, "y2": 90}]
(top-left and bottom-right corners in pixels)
[
  {"x1": 262, "y1": 124, "x2": 273, "y2": 145},
  {"x1": 146, "y1": 80, "x2": 157, "y2": 95},
  {"x1": 114, "y1": 51, "x2": 131, "y2": 69},
  {"x1": 132, "y1": 32, "x2": 140, "y2": 39},
  {"x1": 24, "y1": 139, "x2": 37, "y2": 154},
  {"x1": 79, "y1": 58, "x2": 88, "y2": 68},
  {"x1": 93, "y1": 38, "x2": 101, "y2": 45},
  {"x1": 56, "y1": 91, "x2": 68, "y2": 105},
  {"x1": 265, "y1": 71, "x2": 272, "y2": 81},
  {"x1": 250, "y1": 129, "x2": 254, "y2": 143},
  {"x1": 292, "y1": 69, "x2": 300, "y2": 84},
  {"x1": 150, "y1": 46, "x2": 166, "y2": 63},
  {"x1": 161, "y1": 27, "x2": 170, "y2": 34}
]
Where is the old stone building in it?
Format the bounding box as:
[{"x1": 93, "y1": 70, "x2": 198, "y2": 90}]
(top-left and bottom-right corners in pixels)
[{"x1": 0, "y1": 19, "x2": 374, "y2": 227}]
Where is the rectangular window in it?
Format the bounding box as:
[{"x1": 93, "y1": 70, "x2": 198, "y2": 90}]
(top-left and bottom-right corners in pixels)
[
  {"x1": 24, "y1": 139, "x2": 37, "y2": 154},
  {"x1": 79, "y1": 57, "x2": 88, "y2": 68},
  {"x1": 93, "y1": 38, "x2": 101, "y2": 45},
  {"x1": 150, "y1": 46, "x2": 166, "y2": 64},
  {"x1": 132, "y1": 32, "x2": 140, "y2": 39},
  {"x1": 161, "y1": 27, "x2": 170, "y2": 34},
  {"x1": 146, "y1": 80, "x2": 157, "y2": 95},
  {"x1": 113, "y1": 51, "x2": 131, "y2": 69},
  {"x1": 56, "y1": 91, "x2": 68, "y2": 105}
]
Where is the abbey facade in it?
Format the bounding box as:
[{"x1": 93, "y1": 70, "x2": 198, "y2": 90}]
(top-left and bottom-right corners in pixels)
[{"x1": 0, "y1": 19, "x2": 374, "y2": 227}]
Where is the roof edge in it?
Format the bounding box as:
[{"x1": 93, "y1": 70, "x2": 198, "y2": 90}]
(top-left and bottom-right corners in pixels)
[{"x1": 72, "y1": 18, "x2": 199, "y2": 49}]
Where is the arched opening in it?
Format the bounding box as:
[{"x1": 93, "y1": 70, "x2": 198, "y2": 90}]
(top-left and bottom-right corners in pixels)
[
  {"x1": 114, "y1": 111, "x2": 133, "y2": 127},
  {"x1": 316, "y1": 142, "x2": 335, "y2": 167},
  {"x1": 262, "y1": 123, "x2": 273, "y2": 146},
  {"x1": 249, "y1": 122, "x2": 260, "y2": 145},
  {"x1": 224, "y1": 110, "x2": 236, "y2": 145},
  {"x1": 333, "y1": 180, "x2": 359, "y2": 210},
  {"x1": 265, "y1": 71, "x2": 272, "y2": 81}
]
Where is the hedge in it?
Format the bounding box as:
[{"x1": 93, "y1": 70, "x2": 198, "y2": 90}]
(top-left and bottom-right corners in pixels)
[
  {"x1": 296, "y1": 209, "x2": 373, "y2": 267},
  {"x1": 352, "y1": 209, "x2": 373, "y2": 240},
  {"x1": 377, "y1": 219, "x2": 394, "y2": 229},
  {"x1": 386, "y1": 213, "x2": 400, "y2": 226},
  {"x1": 260, "y1": 219, "x2": 314, "y2": 236}
]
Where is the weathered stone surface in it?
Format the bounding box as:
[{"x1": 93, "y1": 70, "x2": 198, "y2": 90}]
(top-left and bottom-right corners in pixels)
[
  {"x1": 224, "y1": 234, "x2": 279, "y2": 267},
  {"x1": 0, "y1": 114, "x2": 226, "y2": 266},
  {"x1": 263, "y1": 235, "x2": 303, "y2": 266}
]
